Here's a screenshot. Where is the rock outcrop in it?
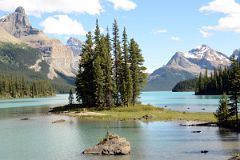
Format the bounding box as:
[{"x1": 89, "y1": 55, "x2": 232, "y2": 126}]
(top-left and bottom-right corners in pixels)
[
  {"x1": 0, "y1": 6, "x2": 76, "y2": 79},
  {"x1": 66, "y1": 37, "x2": 82, "y2": 74},
  {"x1": 0, "y1": 6, "x2": 40, "y2": 38},
  {"x1": 83, "y1": 133, "x2": 131, "y2": 155}
]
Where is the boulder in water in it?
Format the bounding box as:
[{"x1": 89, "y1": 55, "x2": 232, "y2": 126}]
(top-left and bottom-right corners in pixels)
[{"x1": 83, "y1": 133, "x2": 131, "y2": 155}]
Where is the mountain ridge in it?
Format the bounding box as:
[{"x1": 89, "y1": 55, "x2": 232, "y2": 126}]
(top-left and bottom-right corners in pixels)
[
  {"x1": 0, "y1": 6, "x2": 82, "y2": 92},
  {"x1": 144, "y1": 45, "x2": 231, "y2": 91}
]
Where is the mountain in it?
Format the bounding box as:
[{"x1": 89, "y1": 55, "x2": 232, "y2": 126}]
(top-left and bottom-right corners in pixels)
[
  {"x1": 0, "y1": 6, "x2": 41, "y2": 38},
  {"x1": 0, "y1": 6, "x2": 77, "y2": 79},
  {"x1": 66, "y1": 37, "x2": 82, "y2": 74},
  {"x1": 0, "y1": 6, "x2": 80, "y2": 92},
  {"x1": 144, "y1": 45, "x2": 230, "y2": 91}
]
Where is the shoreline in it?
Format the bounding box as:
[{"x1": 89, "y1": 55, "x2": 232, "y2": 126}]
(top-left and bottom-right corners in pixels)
[{"x1": 50, "y1": 104, "x2": 216, "y2": 122}]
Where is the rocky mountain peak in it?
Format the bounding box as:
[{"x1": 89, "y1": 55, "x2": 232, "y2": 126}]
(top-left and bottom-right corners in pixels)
[
  {"x1": 67, "y1": 37, "x2": 82, "y2": 46},
  {"x1": 0, "y1": 6, "x2": 40, "y2": 38},
  {"x1": 66, "y1": 37, "x2": 82, "y2": 56},
  {"x1": 166, "y1": 45, "x2": 229, "y2": 74},
  {"x1": 66, "y1": 37, "x2": 82, "y2": 74},
  {"x1": 15, "y1": 6, "x2": 25, "y2": 14},
  {"x1": 145, "y1": 45, "x2": 231, "y2": 91}
]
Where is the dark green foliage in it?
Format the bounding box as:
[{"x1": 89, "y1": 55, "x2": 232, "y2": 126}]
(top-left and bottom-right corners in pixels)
[
  {"x1": 214, "y1": 94, "x2": 230, "y2": 124},
  {"x1": 227, "y1": 57, "x2": 240, "y2": 128},
  {"x1": 0, "y1": 75, "x2": 55, "y2": 98},
  {"x1": 102, "y1": 31, "x2": 114, "y2": 108},
  {"x1": 205, "y1": 58, "x2": 240, "y2": 129},
  {"x1": 195, "y1": 67, "x2": 230, "y2": 95},
  {"x1": 121, "y1": 27, "x2": 133, "y2": 106},
  {"x1": 68, "y1": 89, "x2": 74, "y2": 105},
  {"x1": 75, "y1": 32, "x2": 95, "y2": 107},
  {"x1": 172, "y1": 78, "x2": 197, "y2": 92},
  {"x1": 129, "y1": 39, "x2": 147, "y2": 105},
  {"x1": 75, "y1": 20, "x2": 147, "y2": 108},
  {"x1": 112, "y1": 19, "x2": 123, "y2": 105}
]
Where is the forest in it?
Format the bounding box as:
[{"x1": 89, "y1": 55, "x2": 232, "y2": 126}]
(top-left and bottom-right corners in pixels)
[
  {"x1": 0, "y1": 43, "x2": 75, "y2": 93},
  {"x1": 172, "y1": 78, "x2": 196, "y2": 92},
  {"x1": 76, "y1": 20, "x2": 147, "y2": 108},
  {"x1": 0, "y1": 75, "x2": 55, "y2": 98},
  {"x1": 195, "y1": 59, "x2": 237, "y2": 95},
  {"x1": 172, "y1": 58, "x2": 240, "y2": 95}
]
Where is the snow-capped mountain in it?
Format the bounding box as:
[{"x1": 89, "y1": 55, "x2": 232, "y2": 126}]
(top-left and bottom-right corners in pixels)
[
  {"x1": 167, "y1": 44, "x2": 230, "y2": 75},
  {"x1": 144, "y1": 45, "x2": 230, "y2": 91}
]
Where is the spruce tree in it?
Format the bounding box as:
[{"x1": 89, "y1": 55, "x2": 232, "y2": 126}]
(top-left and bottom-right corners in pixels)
[
  {"x1": 215, "y1": 94, "x2": 230, "y2": 125},
  {"x1": 121, "y1": 27, "x2": 133, "y2": 107},
  {"x1": 228, "y1": 57, "x2": 240, "y2": 128},
  {"x1": 112, "y1": 19, "x2": 123, "y2": 105},
  {"x1": 93, "y1": 20, "x2": 105, "y2": 107},
  {"x1": 93, "y1": 55, "x2": 105, "y2": 107},
  {"x1": 129, "y1": 39, "x2": 147, "y2": 105},
  {"x1": 103, "y1": 30, "x2": 114, "y2": 108},
  {"x1": 76, "y1": 32, "x2": 95, "y2": 107}
]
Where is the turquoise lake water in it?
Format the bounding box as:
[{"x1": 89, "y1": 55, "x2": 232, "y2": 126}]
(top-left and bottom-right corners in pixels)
[
  {"x1": 0, "y1": 92, "x2": 220, "y2": 112},
  {"x1": 0, "y1": 91, "x2": 239, "y2": 160}
]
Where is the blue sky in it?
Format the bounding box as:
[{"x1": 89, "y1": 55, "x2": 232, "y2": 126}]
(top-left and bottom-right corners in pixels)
[{"x1": 0, "y1": 0, "x2": 240, "y2": 72}]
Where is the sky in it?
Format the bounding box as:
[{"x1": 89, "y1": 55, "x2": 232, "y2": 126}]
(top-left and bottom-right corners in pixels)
[{"x1": 0, "y1": 0, "x2": 240, "y2": 73}]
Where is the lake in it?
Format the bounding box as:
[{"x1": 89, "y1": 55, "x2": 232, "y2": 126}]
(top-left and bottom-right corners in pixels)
[
  {"x1": 0, "y1": 91, "x2": 221, "y2": 112},
  {"x1": 0, "y1": 91, "x2": 238, "y2": 160}
]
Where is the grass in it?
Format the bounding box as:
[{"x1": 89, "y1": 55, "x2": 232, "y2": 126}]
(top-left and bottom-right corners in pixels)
[
  {"x1": 98, "y1": 104, "x2": 216, "y2": 122},
  {"x1": 58, "y1": 104, "x2": 216, "y2": 122}
]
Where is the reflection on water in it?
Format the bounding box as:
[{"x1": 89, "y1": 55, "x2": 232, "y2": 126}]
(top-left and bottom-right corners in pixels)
[
  {"x1": 0, "y1": 106, "x2": 239, "y2": 160},
  {"x1": 0, "y1": 92, "x2": 239, "y2": 160}
]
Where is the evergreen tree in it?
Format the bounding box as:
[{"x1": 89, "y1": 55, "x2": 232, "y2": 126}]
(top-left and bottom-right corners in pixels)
[
  {"x1": 121, "y1": 27, "x2": 133, "y2": 107},
  {"x1": 102, "y1": 30, "x2": 114, "y2": 108},
  {"x1": 68, "y1": 89, "x2": 74, "y2": 105},
  {"x1": 112, "y1": 19, "x2": 123, "y2": 105},
  {"x1": 0, "y1": 75, "x2": 54, "y2": 99},
  {"x1": 215, "y1": 94, "x2": 230, "y2": 125},
  {"x1": 129, "y1": 39, "x2": 147, "y2": 105},
  {"x1": 76, "y1": 32, "x2": 95, "y2": 107},
  {"x1": 75, "y1": 19, "x2": 147, "y2": 108},
  {"x1": 93, "y1": 20, "x2": 105, "y2": 107},
  {"x1": 93, "y1": 55, "x2": 105, "y2": 107},
  {"x1": 228, "y1": 57, "x2": 240, "y2": 128}
]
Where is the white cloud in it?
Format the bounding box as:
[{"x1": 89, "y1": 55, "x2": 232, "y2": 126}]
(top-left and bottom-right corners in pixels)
[
  {"x1": 41, "y1": 15, "x2": 86, "y2": 36},
  {"x1": 171, "y1": 36, "x2": 181, "y2": 41},
  {"x1": 200, "y1": 29, "x2": 212, "y2": 38},
  {"x1": 155, "y1": 29, "x2": 168, "y2": 34},
  {"x1": 200, "y1": 0, "x2": 240, "y2": 33},
  {"x1": 0, "y1": 0, "x2": 103, "y2": 16},
  {"x1": 200, "y1": 0, "x2": 240, "y2": 14},
  {"x1": 107, "y1": 0, "x2": 136, "y2": 10}
]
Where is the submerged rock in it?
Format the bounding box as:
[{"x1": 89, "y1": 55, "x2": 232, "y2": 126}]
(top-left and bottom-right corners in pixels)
[
  {"x1": 52, "y1": 119, "x2": 66, "y2": 123},
  {"x1": 192, "y1": 131, "x2": 201, "y2": 133},
  {"x1": 83, "y1": 133, "x2": 131, "y2": 155},
  {"x1": 201, "y1": 150, "x2": 208, "y2": 154},
  {"x1": 20, "y1": 117, "x2": 29, "y2": 120}
]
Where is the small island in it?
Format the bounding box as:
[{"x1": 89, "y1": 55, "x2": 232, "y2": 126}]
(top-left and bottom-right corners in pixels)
[{"x1": 83, "y1": 131, "x2": 131, "y2": 155}]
